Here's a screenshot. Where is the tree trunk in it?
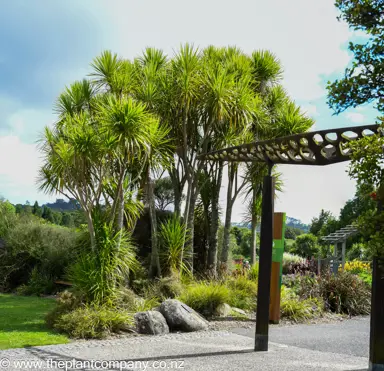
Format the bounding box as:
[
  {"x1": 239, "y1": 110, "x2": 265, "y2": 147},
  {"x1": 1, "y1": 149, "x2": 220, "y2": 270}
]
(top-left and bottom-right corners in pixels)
[
  {"x1": 220, "y1": 201, "x2": 233, "y2": 272},
  {"x1": 251, "y1": 186, "x2": 258, "y2": 265},
  {"x1": 115, "y1": 181, "x2": 125, "y2": 251},
  {"x1": 85, "y1": 209, "x2": 96, "y2": 251},
  {"x1": 170, "y1": 168, "x2": 182, "y2": 216},
  {"x1": 148, "y1": 177, "x2": 161, "y2": 278},
  {"x1": 207, "y1": 165, "x2": 223, "y2": 278},
  {"x1": 220, "y1": 164, "x2": 235, "y2": 274},
  {"x1": 184, "y1": 186, "x2": 197, "y2": 274}
]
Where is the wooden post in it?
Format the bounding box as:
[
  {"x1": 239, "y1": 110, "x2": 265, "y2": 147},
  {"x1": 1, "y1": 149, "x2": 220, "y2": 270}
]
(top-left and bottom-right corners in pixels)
[
  {"x1": 269, "y1": 262, "x2": 281, "y2": 324},
  {"x1": 255, "y1": 167, "x2": 275, "y2": 352},
  {"x1": 341, "y1": 240, "x2": 346, "y2": 271},
  {"x1": 369, "y1": 257, "x2": 384, "y2": 371}
]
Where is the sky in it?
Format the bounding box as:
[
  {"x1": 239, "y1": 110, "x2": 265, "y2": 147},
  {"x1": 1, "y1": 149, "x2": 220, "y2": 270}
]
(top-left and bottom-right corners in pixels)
[{"x1": 0, "y1": 0, "x2": 379, "y2": 224}]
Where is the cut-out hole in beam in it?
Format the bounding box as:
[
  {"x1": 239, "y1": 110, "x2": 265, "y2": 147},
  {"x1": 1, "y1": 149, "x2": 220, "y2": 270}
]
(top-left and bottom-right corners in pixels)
[
  {"x1": 341, "y1": 131, "x2": 358, "y2": 141},
  {"x1": 325, "y1": 132, "x2": 338, "y2": 143},
  {"x1": 313, "y1": 134, "x2": 324, "y2": 145}
]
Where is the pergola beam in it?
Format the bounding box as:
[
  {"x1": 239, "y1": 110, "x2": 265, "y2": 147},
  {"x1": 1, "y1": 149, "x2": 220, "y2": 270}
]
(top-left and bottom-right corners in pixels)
[
  {"x1": 200, "y1": 124, "x2": 381, "y2": 369},
  {"x1": 321, "y1": 224, "x2": 358, "y2": 244}
]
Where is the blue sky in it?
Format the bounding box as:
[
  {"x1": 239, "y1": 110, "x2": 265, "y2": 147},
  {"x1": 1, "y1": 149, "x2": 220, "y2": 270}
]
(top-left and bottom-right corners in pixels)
[{"x1": 0, "y1": 0, "x2": 379, "y2": 223}]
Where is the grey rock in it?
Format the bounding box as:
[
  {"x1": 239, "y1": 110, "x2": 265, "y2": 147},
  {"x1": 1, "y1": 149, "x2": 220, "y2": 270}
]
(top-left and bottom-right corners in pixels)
[
  {"x1": 160, "y1": 299, "x2": 208, "y2": 332},
  {"x1": 215, "y1": 303, "x2": 232, "y2": 317},
  {"x1": 231, "y1": 307, "x2": 247, "y2": 316},
  {"x1": 134, "y1": 311, "x2": 169, "y2": 335}
]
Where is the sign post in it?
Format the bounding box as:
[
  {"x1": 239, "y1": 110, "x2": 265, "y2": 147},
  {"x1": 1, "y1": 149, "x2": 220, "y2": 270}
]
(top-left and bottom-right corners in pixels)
[{"x1": 269, "y1": 212, "x2": 286, "y2": 324}]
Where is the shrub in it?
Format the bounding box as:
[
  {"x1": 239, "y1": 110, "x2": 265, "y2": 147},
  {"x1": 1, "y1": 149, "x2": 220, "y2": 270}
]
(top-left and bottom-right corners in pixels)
[
  {"x1": 226, "y1": 276, "x2": 257, "y2": 310},
  {"x1": 54, "y1": 305, "x2": 133, "y2": 339},
  {"x1": 319, "y1": 272, "x2": 371, "y2": 315},
  {"x1": 281, "y1": 297, "x2": 324, "y2": 322},
  {"x1": 343, "y1": 260, "x2": 371, "y2": 275},
  {"x1": 248, "y1": 263, "x2": 259, "y2": 280},
  {"x1": 283, "y1": 273, "x2": 321, "y2": 300},
  {"x1": 282, "y1": 253, "x2": 305, "y2": 274},
  {"x1": 45, "y1": 290, "x2": 83, "y2": 328},
  {"x1": 358, "y1": 272, "x2": 372, "y2": 287},
  {"x1": 0, "y1": 219, "x2": 77, "y2": 292},
  {"x1": 68, "y1": 223, "x2": 139, "y2": 305},
  {"x1": 291, "y1": 234, "x2": 319, "y2": 258},
  {"x1": 132, "y1": 297, "x2": 160, "y2": 312},
  {"x1": 148, "y1": 275, "x2": 183, "y2": 301},
  {"x1": 115, "y1": 286, "x2": 160, "y2": 312},
  {"x1": 16, "y1": 267, "x2": 57, "y2": 296},
  {"x1": 178, "y1": 282, "x2": 230, "y2": 316},
  {"x1": 280, "y1": 285, "x2": 324, "y2": 322},
  {"x1": 159, "y1": 216, "x2": 191, "y2": 276},
  {"x1": 0, "y1": 200, "x2": 17, "y2": 238}
]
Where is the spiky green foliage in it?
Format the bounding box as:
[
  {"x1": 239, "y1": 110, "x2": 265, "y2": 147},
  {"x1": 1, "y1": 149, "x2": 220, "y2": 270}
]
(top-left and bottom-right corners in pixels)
[
  {"x1": 226, "y1": 276, "x2": 258, "y2": 310},
  {"x1": 54, "y1": 305, "x2": 133, "y2": 339},
  {"x1": 159, "y1": 215, "x2": 191, "y2": 276},
  {"x1": 280, "y1": 286, "x2": 324, "y2": 322},
  {"x1": 178, "y1": 282, "x2": 230, "y2": 316},
  {"x1": 68, "y1": 218, "x2": 139, "y2": 305}
]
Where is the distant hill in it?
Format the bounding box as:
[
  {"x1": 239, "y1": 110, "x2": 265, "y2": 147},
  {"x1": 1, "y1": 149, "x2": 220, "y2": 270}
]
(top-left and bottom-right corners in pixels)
[
  {"x1": 232, "y1": 216, "x2": 309, "y2": 232},
  {"x1": 285, "y1": 216, "x2": 309, "y2": 232},
  {"x1": 43, "y1": 198, "x2": 80, "y2": 211}
]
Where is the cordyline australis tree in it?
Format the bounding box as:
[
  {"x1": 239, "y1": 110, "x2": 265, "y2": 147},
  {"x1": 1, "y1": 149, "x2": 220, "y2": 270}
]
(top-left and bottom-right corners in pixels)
[
  {"x1": 218, "y1": 52, "x2": 314, "y2": 272},
  {"x1": 38, "y1": 52, "x2": 173, "y2": 280},
  {"x1": 130, "y1": 45, "x2": 313, "y2": 275},
  {"x1": 39, "y1": 45, "x2": 314, "y2": 280}
]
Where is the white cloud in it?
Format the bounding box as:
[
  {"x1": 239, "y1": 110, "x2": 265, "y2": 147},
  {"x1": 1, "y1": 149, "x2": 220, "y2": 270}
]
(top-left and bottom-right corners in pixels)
[
  {"x1": 102, "y1": 0, "x2": 352, "y2": 101},
  {"x1": 0, "y1": 0, "x2": 360, "y2": 218},
  {"x1": 0, "y1": 135, "x2": 41, "y2": 192},
  {"x1": 0, "y1": 134, "x2": 55, "y2": 204},
  {"x1": 345, "y1": 112, "x2": 366, "y2": 124},
  {"x1": 230, "y1": 162, "x2": 356, "y2": 224},
  {"x1": 302, "y1": 105, "x2": 320, "y2": 117}
]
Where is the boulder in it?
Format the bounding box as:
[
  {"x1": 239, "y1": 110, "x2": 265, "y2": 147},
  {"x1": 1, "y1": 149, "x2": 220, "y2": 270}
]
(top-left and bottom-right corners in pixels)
[
  {"x1": 231, "y1": 307, "x2": 247, "y2": 316},
  {"x1": 160, "y1": 299, "x2": 208, "y2": 332},
  {"x1": 215, "y1": 303, "x2": 232, "y2": 317},
  {"x1": 134, "y1": 311, "x2": 169, "y2": 335}
]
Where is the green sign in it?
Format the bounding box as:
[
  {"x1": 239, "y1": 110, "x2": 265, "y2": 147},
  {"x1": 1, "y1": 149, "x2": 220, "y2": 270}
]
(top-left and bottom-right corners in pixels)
[{"x1": 272, "y1": 213, "x2": 286, "y2": 287}]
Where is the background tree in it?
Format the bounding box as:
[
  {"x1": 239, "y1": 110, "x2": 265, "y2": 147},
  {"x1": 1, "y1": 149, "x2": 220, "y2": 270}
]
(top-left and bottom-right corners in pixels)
[
  {"x1": 310, "y1": 209, "x2": 334, "y2": 236},
  {"x1": 32, "y1": 201, "x2": 42, "y2": 217},
  {"x1": 327, "y1": 0, "x2": 384, "y2": 113},
  {"x1": 327, "y1": 0, "x2": 384, "y2": 258},
  {"x1": 291, "y1": 233, "x2": 319, "y2": 259},
  {"x1": 285, "y1": 226, "x2": 304, "y2": 240},
  {"x1": 154, "y1": 177, "x2": 174, "y2": 211}
]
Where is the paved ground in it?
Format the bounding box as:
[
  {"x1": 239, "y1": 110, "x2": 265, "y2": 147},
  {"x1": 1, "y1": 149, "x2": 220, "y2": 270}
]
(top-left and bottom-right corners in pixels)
[
  {"x1": 0, "y1": 318, "x2": 371, "y2": 370},
  {"x1": 232, "y1": 316, "x2": 370, "y2": 358}
]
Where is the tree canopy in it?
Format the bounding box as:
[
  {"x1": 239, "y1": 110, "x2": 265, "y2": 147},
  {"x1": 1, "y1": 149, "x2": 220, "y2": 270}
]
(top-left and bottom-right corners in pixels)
[{"x1": 327, "y1": 0, "x2": 384, "y2": 113}]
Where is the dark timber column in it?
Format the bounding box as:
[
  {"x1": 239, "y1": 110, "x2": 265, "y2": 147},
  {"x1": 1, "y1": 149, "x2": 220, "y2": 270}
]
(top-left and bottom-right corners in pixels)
[
  {"x1": 369, "y1": 257, "x2": 384, "y2": 370},
  {"x1": 255, "y1": 163, "x2": 275, "y2": 352},
  {"x1": 369, "y1": 198, "x2": 384, "y2": 371}
]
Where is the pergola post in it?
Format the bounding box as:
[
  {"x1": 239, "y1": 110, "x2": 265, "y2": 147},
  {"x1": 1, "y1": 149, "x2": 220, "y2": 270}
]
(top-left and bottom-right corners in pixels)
[
  {"x1": 369, "y1": 199, "x2": 384, "y2": 371},
  {"x1": 255, "y1": 164, "x2": 275, "y2": 352},
  {"x1": 369, "y1": 257, "x2": 384, "y2": 371},
  {"x1": 332, "y1": 243, "x2": 338, "y2": 275},
  {"x1": 200, "y1": 124, "x2": 380, "y2": 356},
  {"x1": 341, "y1": 240, "x2": 346, "y2": 271}
]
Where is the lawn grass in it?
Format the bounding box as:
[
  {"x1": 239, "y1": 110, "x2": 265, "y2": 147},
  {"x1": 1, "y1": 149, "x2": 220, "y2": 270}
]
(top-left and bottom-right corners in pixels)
[{"x1": 0, "y1": 294, "x2": 68, "y2": 349}]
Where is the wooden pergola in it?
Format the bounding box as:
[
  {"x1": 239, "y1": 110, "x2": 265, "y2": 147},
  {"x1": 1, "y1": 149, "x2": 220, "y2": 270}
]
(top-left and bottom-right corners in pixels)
[
  {"x1": 200, "y1": 124, "x2": 383, "y2": 371},
  {"x1": 322, "y1": 225, "x2": 359, "y2": 273}
]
